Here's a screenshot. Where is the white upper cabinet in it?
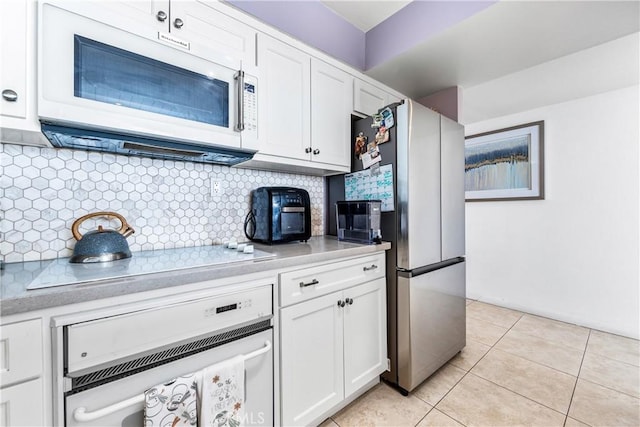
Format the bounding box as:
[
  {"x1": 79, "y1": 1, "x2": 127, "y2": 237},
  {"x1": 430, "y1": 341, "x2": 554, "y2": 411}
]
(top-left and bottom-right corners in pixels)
[
  {"x1": 1, "y1": 0, "x2": 28, "y2": 121},
  {"x1": 254, "y1": 34, "x2": 351, "y2": 174},
  {"x1": 44, "y1": 1, "x2": 171, "y2": 40},
  {"x1": 353, "y1": 78, "x2": 401, "y2": 116},
  {"x1": 310, "y1": 58, "x2": 352, "y2": 168},
  {"x1": 51, "y1": 0, "x2": 256, "y2": 65},
  {"x1": 257, "y1": 33, "x2": 311, "y2": 161},
  {"x1": 171, "y1": 1, "x2": 257, "y2": 66},
  {"x1": 94, "y1": 0, "x2": 170, "y2": 33},
  {"x1": 0, "y1": 0, "x2": 47, "y2": 146}
]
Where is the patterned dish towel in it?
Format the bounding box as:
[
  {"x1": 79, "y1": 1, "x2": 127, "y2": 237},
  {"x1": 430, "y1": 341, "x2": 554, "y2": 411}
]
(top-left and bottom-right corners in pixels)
[
  {"x1": 198, "y1": 355, "x2": 245, "y2": 427},
  {"x1": 144, "y1": 373, "x2": 198, "y2": 426}
]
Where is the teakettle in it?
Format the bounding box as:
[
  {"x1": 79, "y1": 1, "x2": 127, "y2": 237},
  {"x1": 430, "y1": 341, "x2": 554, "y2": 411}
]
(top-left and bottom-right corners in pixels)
[{"x1": 70, "y1": 211, "x2": 135, "y2": 263}]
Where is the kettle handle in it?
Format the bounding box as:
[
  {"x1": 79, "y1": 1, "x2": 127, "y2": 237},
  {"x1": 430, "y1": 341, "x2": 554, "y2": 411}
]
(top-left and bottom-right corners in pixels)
[{"x1": 71, "y1": 211, "x2": 135, "y2": 241}]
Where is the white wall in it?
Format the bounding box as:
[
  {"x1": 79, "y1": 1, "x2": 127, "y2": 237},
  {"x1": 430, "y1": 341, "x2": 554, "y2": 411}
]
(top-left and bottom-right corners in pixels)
[{"x1": 464, "y1": 85, "x2": 639, "y2": 339}]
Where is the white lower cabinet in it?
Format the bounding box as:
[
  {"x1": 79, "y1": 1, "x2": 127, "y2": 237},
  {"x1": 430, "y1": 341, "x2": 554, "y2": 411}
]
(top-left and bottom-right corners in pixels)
[
  {"x1": 343, "y1": 279, "x2": 387, "y2": 397},
  {"x1": 279, "y1": 255, "x2": 387, "y2": 426},
  {"x1": 0, "y1": 318, "x2": 44, "y2": 427},
  {"x1": 0, "y1": 378, "x2": 44, "y2": 427},
  {"x1": 281, "y1": 291, "x2": 344, "y2": 427}
]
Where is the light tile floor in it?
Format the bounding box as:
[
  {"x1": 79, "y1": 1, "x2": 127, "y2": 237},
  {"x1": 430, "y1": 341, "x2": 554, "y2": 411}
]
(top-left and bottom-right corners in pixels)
[{"x1": 321, "y1": 300, "x2": 640, "y2": 427}]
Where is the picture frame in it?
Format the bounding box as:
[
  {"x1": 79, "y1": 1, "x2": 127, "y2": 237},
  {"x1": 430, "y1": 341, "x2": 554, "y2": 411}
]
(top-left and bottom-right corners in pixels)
[{"x1": 465, "y1": 121, "x2": 544, "y2": 201}]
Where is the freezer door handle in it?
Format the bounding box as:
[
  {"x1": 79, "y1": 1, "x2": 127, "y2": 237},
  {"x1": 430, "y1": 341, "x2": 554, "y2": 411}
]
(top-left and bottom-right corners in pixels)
[{"x1": 397, "y1": 257, "x2": 464, "y2": 278}]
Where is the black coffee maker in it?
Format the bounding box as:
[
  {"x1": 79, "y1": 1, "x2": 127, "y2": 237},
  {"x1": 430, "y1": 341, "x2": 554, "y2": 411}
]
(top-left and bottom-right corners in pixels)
[{"x1": 335, "y1": 200, "x2": 382, "y2": 244}]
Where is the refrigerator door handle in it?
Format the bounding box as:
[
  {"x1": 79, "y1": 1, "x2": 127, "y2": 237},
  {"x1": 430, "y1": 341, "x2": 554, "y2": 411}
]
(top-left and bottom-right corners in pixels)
[{"x1": 397, "y1": 257, "x2": 464, "y2": 278}]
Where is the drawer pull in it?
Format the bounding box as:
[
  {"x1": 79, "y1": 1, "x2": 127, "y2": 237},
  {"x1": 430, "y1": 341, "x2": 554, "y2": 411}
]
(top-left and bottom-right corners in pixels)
[
  {"x1": 345, "y1": 298, "x2": 354, "y2": 305},
  {"x1": 299, "y1": 279, "x2": 319, "y2": 288},
  {"x1": 363, "y1": 264, "x2": 378, "y2": 271},
  {"x1": 337, "y1": 300, "x2": 346, "y2": 308}
]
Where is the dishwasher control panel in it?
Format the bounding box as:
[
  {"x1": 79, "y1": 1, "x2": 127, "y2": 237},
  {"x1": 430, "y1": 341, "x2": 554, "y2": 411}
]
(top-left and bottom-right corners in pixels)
[{"x1": 65, "y1": 284, "x2": 273, "y2": 376}]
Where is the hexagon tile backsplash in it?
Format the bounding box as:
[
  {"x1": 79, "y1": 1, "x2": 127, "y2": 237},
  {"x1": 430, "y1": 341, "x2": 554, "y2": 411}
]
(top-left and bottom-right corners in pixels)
[{"x1": 0, "y1": 143, "x2": 325, "y2": 263}]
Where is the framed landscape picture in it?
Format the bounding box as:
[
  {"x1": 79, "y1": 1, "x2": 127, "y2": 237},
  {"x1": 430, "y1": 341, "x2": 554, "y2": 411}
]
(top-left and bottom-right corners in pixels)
[{"x1": 465, "y1": 121, "x2": 544, "y2": 201}]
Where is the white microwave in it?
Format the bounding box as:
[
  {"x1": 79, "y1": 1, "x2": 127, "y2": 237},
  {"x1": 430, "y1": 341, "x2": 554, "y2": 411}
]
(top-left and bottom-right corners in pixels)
[{"x1": 37, "y1": 1, "x2": 259, "y2": 163}]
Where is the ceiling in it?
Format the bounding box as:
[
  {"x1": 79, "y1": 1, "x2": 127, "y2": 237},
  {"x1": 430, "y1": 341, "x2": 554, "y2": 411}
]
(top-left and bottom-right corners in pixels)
[
  {"x1": 321, "y1": 1, "x2": 412, "y2": 32},
  {"x1": 321, "y1": 1, "x2": 640, "y2": 123}
]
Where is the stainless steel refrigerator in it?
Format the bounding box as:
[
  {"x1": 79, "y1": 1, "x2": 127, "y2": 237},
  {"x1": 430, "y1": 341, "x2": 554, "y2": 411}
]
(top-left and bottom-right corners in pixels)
[{"x1": 327, "y1": 99, "x2": 466, "y2": 394}]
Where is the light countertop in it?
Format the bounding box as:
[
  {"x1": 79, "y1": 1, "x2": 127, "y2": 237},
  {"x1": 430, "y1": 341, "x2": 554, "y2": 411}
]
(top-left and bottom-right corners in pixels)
[{"x1": 1, "y1": 236, "x2": 390, "y2": 316}]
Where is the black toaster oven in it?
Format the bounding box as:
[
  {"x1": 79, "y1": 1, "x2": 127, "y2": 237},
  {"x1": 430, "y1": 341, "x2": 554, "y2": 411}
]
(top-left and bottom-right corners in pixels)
[{"x1": 246, "y1": 187, "x2": 311, "y2": 243}]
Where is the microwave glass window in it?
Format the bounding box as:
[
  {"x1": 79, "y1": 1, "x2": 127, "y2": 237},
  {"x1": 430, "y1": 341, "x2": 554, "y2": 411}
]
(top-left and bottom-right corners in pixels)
[{"x1": 73, "y1": 35, "x2": 229, "y2": 127}]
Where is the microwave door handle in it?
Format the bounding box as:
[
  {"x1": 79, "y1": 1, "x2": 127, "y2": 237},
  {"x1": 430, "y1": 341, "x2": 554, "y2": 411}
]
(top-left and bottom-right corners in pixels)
[{"x1": 234, "y1": 70, "x2": 245, "y2": 132}]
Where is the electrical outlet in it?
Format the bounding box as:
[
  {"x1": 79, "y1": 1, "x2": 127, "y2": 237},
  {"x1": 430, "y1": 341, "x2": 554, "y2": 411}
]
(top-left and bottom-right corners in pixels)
[{"x1": 211, "y1": 179, "x2": 221, "y2": 196}]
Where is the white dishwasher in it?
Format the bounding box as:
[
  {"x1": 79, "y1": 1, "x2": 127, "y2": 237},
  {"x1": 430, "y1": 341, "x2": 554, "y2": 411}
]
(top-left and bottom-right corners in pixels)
[{"x1": 52, "y1": 282, "x2": 274, "y2": 426}]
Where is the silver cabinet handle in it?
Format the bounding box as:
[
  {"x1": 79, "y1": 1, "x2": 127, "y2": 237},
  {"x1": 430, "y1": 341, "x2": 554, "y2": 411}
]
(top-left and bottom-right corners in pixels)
[
  {"x1": 337, "y1": 300, "x2": 346, "y2": 308},
  {"x1": 173, "y1": 18, "x2": 184, "y2": 29},
  {"x1": 156, "y1": 10, "x2": 167, "y2": 22},
  {"x1": 313, "y1": 149, "x2": 320, "y2": 155},
  {"x1": 299, "y1": 279, "x2": 319, "y2": 288},
  {"x1": 345, "y1": 298, "x2": 353, "y2": 305},
  {"x1": 363, "y1": 264, "x2": 377, "y2": 271},
  {"x1": 305, "y1": 147, "x2": 312, "y2": 154},
  {"x1": 2, "y1": 89, "x2": 18, "y2": 102},
  {"x1": 234, "y1": 70, "x2": 245, "y2": 132}
]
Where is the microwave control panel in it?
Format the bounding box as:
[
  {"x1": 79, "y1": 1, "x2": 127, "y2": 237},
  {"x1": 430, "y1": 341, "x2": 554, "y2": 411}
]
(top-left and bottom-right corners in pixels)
[{"x1": 243, "y1": 75, "x2": 258, "y2": 135}]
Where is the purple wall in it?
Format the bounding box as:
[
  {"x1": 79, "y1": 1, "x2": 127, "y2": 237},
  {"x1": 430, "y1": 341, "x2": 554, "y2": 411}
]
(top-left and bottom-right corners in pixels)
[
  {"x1": 228, "y1": 1, "x2": 496, "y2": 81},
  {"x1": 227, "y1": 1, "x2": 366, "y2": 70},
  {"x1": 365, "y1": 1, "x2": 496, "y2": 69},
  {"x1": 417, "y1": 86, "x2": 460, "y2": 121}
]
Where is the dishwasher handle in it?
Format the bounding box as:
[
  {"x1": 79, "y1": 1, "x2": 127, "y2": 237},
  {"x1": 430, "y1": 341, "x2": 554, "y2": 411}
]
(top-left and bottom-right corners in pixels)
[{"x1": 72, "y1": 340, "x2": 272, "y2": 423}]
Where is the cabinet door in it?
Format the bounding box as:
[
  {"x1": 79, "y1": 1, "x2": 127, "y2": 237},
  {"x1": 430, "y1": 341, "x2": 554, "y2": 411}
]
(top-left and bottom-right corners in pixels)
[
  {"x1": 343, "y1": 279, "x2": 387, "y2": 397},
  {"x1": 110, "y1": 0, "x2": 169, "y2": 30},
  {"x1": 353, "y1": 79, "x2": 389, "y2": 116},
  {"x1": 0, "y1": 0, "x2": 27, "y2": 120},
  {"x1": 173, "y1": 1, "x2": 256, "y2": 65},
  {"x1": 0, "y1": 0, "x2": 47, "y2": 146},
  {"x1": 65, "y1": 1, "x2": 170, "y2": 36},
  {"x1": 280, "y1": 292, "x2": 344, "y2": 427},
  {"x1": 257, "y1": 34, "x2": 311, "y2": 161},
  {"x1": 0, "y1": 378, "x2": 44, "y2": 427},
  {"x1": 311, "y1": 59, "x2": 352, "y2": 167},
  {"x1": 0, "y1": 319, "x2": 42, "y2": 387}
]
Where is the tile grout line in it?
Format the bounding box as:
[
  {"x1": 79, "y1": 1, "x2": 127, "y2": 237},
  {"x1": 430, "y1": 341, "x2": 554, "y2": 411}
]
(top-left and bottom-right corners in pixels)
[
  {"x1": 415, "y1": 311, "x2": 527, "y2": 427},
  {"x1": 454, "y1": 312, "x2": 576, "y2": 422},
  {"x1": 563, "y1": 328, "x2": 592, "y2": 427},
  {"x1": 577, "y1": 376, "x2": 640, "y2": 401},
  {"x1": 473, "y1": 313, "x2": 583, "y2": 420},
  {"x1": 467, "y1": 313, "x2": 574, "y2": 418},
  {"x1": 488, "y1": 323, "x2": 589, "y2": 378}
]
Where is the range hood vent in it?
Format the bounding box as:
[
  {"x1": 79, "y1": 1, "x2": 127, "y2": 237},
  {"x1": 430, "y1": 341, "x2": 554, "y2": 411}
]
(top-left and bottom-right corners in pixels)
[{"x1": 41, "y1": 123, "x2": 256, "y2": 166}]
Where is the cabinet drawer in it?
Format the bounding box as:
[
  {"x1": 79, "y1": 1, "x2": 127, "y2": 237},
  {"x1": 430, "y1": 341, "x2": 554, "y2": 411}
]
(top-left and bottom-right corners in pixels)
[
  {"x1": 280, "y1": 253, "x2": 385, "y2": 306},
  {"x1": 0, "y1": 319, "x2": 42, "y2": 388},
  {"x1": 0, "y1": 378, "x2": 44, "y2": 426}
]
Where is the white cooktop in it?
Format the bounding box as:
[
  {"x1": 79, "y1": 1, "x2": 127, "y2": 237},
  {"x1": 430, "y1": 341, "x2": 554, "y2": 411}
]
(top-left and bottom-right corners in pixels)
[{"x1": 26, "y1": 245, "x2": 274, "y2": 290}]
